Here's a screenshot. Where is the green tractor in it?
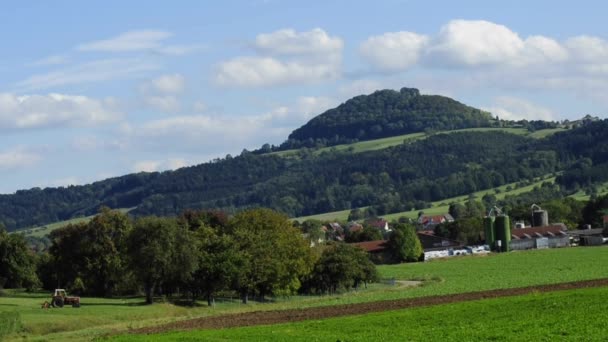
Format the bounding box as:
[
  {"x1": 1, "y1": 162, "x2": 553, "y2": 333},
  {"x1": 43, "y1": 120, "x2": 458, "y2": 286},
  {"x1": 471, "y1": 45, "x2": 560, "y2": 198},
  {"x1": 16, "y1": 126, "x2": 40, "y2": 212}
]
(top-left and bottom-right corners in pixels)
[{"x1": 50, "y1": 289, "x2": 81, "y2": 308}]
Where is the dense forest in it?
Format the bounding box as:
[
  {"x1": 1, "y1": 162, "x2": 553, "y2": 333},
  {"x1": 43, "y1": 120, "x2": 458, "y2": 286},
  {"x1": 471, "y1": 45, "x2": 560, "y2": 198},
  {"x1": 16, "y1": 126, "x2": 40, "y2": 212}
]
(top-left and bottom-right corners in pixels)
[
  {"x1": 281, "y1": 87, "x2": 493, "y2": 149},
  {"x1": 0, "y1": 87, "x2": 607, "y2": 231}
]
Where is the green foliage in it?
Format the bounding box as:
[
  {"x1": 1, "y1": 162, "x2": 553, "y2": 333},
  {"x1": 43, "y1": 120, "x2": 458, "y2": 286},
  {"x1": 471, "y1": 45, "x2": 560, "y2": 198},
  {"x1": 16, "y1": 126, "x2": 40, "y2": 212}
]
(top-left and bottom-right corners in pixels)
[
  {"x1": 434, "y1": 217, "x2": 483, "y2": 245},
  {"x1": 48, "y1": 207, "x2": 132, "y2": 296},
  {"x1": 283, "y1": 87, "x2": 492, "y2": 149},
  {"x1": 230, "y1": 209, "x2": 315, "y2": 302},
  {"x1": 303, "y1": 242, "x2": 378, "y2": 293},
  {"x1": 387, "y1": 223, "x2": 422, "y2": 263},
  {"x1": 127, "y1": 216, "x2": 197, "y2": 304},
  {"x1": 0, "y1": 225, "x2": 39, "y2": 290}
]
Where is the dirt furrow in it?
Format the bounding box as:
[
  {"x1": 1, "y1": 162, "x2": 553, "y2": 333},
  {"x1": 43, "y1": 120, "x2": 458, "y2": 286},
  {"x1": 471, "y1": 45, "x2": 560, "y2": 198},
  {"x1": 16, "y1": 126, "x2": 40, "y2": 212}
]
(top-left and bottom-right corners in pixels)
[{"x1": 134, "y1": 278, "x2": 608, "y2": 334}]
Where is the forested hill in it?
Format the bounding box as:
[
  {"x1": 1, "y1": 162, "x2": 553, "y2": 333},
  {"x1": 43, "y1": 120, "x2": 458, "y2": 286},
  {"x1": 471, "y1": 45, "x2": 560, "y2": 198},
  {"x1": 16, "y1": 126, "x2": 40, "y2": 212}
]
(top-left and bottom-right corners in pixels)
[
  {"x1": 280, "y1": 87, "x2": 492, "y2": 150},
  {"x1": 2, "y1": 119, "x2": 608, "y2": 232}
]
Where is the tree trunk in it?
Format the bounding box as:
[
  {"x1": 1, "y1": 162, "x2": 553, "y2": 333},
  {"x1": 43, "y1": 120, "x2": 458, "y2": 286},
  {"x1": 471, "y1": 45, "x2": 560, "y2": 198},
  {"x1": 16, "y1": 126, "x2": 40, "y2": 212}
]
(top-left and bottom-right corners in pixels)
[
  {"x1": 145, "y1": 283, "x2": 154, "y2": 304},
  {"x1": 241, "y1": 291, "x2": 248, "y2": 304},
  {"x1": 207, "y1": 293, "x2": 214, "y2": 307}
]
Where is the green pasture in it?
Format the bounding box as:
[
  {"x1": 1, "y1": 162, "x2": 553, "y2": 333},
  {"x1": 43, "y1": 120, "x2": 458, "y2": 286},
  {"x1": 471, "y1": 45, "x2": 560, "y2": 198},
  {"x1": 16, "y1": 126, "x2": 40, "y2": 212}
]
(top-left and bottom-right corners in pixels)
[
  {"x1": 2, "y1": 246, "x2": 608, "y2": 341},
  {"x1": 116, "y1": 285, "x2": 608, "y2": 341},
  {"x1": 12, "y1": 208, "x2": 134, "y2": 238},
  {"x1": 295, "y1": 175, "x2": 556, "y2": 222},
  {"x1": 273, "y1": 126, "x2": 555, "y2": 158}
]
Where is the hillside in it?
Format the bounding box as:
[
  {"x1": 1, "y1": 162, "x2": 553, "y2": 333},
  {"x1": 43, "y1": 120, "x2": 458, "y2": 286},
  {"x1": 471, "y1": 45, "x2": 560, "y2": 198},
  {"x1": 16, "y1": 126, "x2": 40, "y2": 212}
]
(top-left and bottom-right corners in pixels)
[
  {"x1": 281, "y1": 87, "x2": 493, "y2": 150},
  {"x1": 1, "y1": 87, "x2": 607, "y2": 232}
]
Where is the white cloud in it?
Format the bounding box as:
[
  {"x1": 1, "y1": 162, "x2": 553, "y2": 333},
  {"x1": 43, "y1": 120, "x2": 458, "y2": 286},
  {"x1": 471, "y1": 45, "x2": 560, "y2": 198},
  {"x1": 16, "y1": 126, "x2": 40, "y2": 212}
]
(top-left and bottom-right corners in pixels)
[
  {"x1": 483, "y1": 96, "x2": 557, "y2": 121},
  {"x1": 359, "y1": 32, "x2": 429, "y2": 71},
  {"x1": 565, "y1": 35, "x2": 608, "y2": 62},
  {"x1": 16, "y1": 58, "x2": 160, "y2": 91},
  {"x1": 520, "y1": 36, "x2": 569, "y2": 65},
  {"x1": 140, "y1": 74, "x2": 185, "y2": 113},
  {"x1": 0, "y1": 93, "x2": 121, "y2": 129},
  {"x1": 132, "y1": 158, "x2": 189, "y2": 173},
  {"x1": 144, "y1": 95, "x2": 181, "y2": 113},
  {"x1": 425, "y1": 20, "x2": 524, "y2": 67},
  {"x1": 215, "y1": 57, "x2": 340, "y2": 87},
  {"x1": 254, "y1": 28, "x2": 343, "y2": 58},
  {"x1": 77, "y1": 30, "x2": 172, "y2": 52},
  {"x1": 145, "y1": 74, "x2": 185, "y2": 94},
  {"x1": 0, "y1": 147, "x2": 41, "y2": 170},
  {"x1": 215, "y1": 28, "x2": 343, "y2": 87}
]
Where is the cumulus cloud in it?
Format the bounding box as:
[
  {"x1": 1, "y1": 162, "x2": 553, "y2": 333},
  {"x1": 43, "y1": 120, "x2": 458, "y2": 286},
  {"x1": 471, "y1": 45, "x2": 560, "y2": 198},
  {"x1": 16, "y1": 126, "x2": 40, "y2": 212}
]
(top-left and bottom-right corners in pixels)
[
  {"x1": 0, "y1": 93, "x2": 121, "y2": 129},
  {"x1": 0, "y1": 147, "x2": 41, "y2": 170},
  {"x1": 483, "y1": 96, "x2": 558, "y2": 121},
  {"x1": 215, "y1": 57, "x2": 340, "y2": 87},
  {"x1": 425, "y1": 20, "x2": 524, "y2": 67},
  {"x1": 359, "y1": 32, "x2": 429, "y2": 71},
  {"x1": 215, "y1": 28, "x2": 343, "y2": 87}
]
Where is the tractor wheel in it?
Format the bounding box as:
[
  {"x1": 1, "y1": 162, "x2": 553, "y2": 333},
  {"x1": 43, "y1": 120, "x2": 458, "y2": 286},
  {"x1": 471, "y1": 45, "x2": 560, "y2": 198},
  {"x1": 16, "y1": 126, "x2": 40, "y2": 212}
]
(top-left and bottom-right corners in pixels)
[
  {"x1": 72, "y1": 301, "x2": 80, "y2": 308},
  {"x1": 53, "y1": 297, "x2": 64, "y2": 308}
]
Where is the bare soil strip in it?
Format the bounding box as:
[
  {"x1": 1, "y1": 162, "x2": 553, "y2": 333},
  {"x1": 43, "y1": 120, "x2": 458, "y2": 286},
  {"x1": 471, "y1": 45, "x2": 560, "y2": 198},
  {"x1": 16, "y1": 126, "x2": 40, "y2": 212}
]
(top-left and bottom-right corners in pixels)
[{"x1": 134, "y1": 278, "x2": 608, "y2": 334}]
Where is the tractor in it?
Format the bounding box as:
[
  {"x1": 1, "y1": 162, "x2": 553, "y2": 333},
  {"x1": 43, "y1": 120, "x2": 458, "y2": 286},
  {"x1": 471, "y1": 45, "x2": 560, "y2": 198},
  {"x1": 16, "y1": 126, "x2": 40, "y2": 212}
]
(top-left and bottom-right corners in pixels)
[{"x1": 49, "y1": 289, "x2": 81, "y2": 308}]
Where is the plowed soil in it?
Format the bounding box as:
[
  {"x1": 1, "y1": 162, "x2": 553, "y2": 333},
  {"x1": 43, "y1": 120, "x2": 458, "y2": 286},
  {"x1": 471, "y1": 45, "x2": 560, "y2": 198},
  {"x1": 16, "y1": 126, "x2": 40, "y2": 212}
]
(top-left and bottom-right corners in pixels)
[{"x1": 134, "y1": 278, "x2": 608, "y2": 334}]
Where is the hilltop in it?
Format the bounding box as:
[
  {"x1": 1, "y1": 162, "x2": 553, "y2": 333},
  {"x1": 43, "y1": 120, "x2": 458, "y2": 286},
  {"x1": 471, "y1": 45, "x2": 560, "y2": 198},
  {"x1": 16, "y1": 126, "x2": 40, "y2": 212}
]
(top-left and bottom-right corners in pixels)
[{"x1": 280, "y1": 87, "x2": 493, "y2": 150}]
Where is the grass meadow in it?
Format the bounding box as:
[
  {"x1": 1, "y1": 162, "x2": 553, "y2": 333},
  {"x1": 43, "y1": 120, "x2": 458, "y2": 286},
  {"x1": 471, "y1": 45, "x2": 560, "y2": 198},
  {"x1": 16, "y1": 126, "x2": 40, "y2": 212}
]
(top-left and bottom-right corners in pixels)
[{"x1": 1, "y1": 246, "x2": 608, "y2": 341}]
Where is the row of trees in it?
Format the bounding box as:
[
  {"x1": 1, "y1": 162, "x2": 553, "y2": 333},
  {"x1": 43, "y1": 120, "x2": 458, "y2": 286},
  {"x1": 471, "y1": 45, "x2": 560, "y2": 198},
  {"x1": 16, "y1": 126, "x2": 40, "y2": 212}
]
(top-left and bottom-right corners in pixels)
[{"x1": 5, "y1": 208, "x2": 380, "y2": 305}]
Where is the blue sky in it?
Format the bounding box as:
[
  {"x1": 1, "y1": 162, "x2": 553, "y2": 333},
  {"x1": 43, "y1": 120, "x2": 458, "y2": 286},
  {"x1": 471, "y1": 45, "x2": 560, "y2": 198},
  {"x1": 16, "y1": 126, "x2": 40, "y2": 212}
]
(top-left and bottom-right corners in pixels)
[{"x1": 1, "y1": 0, "x2": 607, "y2": 193}]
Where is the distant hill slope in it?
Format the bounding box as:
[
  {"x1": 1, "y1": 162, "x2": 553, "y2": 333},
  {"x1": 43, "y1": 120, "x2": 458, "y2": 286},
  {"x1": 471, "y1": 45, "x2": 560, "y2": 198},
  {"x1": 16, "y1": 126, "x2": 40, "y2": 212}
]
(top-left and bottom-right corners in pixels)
[
  {"x1": 281, "y1": 87, "x2": 492, "y2": 150},
  {"x1": 0, "y1": 86, "x2": 606, "y2": 231}
]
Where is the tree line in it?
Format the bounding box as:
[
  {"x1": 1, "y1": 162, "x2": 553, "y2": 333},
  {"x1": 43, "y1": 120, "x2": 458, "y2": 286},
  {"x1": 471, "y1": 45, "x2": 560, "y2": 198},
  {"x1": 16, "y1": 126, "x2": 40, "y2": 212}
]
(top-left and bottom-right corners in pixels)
[{"x1": 2, "y1": 208, "x2": 380, "y2": 305}]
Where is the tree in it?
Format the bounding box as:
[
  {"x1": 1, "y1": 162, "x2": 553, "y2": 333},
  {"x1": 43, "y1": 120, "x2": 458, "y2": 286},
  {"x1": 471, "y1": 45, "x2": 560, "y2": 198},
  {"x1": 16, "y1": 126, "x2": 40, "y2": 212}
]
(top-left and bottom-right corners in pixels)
[
  {"x1": 0, "y1": 225, "x2": 39, "y2": 289},
  {"x1": 47, "y1": 207, "x2": 132, "y2": 296},
  {"x1": 127, "y1": 216, "x2": 197, "y2": 304},
  {"x1": 305, "y1": 242, "x2": 378, "y2": 294},
  {"x1": 387, "y1": 223, "x2": 423, "y2": 263},
  {"x1": 190, "y1": 225, "x2": 242, "y2": 306},
  {"x1": 229, "y1": 209, "x2": 314, "y2": 303},
  {"x1": 434, "y1": 217, "x2": 483, "y2": 245}
]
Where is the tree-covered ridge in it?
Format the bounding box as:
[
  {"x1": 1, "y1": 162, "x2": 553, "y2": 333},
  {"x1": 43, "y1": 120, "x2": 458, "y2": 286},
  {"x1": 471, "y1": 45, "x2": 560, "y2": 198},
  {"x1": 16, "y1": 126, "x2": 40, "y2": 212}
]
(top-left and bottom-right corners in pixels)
[
  {"x1": 282, "y1": 87, "x2": 492, "y2": 149},
  {"x1": 1, "y1": 118, "x2": 607, "y2": 232}
]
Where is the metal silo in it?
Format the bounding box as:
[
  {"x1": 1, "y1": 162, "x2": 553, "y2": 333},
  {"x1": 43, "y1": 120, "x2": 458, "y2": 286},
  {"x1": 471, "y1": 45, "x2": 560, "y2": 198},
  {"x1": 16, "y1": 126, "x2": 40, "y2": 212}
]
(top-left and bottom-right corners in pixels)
[
  {"x1": 532, "y1": 210, "x2": 549, "y2": 227},
  {"x1": 483, "y1": 216, "x2": 495, "y2": 250},
  {"x1": 494, "y1": 215, "x2": 511, "y2": 252}
]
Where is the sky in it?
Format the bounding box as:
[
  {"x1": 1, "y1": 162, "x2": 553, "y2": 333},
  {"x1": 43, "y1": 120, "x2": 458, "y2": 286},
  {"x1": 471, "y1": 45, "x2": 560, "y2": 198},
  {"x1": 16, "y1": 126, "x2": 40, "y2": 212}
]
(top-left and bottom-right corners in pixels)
[{"x1": 1, "y1": 0, "x2": 607, "y2": 194}]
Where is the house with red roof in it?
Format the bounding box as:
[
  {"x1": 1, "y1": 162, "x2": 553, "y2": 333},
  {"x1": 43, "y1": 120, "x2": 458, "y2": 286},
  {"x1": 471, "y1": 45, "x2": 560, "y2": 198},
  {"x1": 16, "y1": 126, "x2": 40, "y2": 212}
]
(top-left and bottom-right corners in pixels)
[{"x1": 417, "y1": 213, "x2": 454, "y2": 230}]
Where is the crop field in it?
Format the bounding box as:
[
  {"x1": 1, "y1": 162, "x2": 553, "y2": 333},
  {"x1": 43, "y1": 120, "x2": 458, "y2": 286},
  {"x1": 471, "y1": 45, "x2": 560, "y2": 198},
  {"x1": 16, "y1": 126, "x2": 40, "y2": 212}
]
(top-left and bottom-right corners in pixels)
[
  {"x1": 296, "y1": 174, "x2": 556, "y2": 222},
  {"x1": 115, "y1": 285, "x2": 608, "y2": 341},
  {"x1": 1, "y1": 246, "x2": 608, "y2": 341}
]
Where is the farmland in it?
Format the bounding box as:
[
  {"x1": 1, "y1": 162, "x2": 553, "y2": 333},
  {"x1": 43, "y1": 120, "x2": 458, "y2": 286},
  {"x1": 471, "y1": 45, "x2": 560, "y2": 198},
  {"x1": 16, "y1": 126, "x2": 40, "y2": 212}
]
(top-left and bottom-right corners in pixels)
[
  {"x1": 114, "y1": 285, "x2": 608, "y2": 341},
  {"x1": 2, "y1": 246, "x2": 608, "y2": 341}
]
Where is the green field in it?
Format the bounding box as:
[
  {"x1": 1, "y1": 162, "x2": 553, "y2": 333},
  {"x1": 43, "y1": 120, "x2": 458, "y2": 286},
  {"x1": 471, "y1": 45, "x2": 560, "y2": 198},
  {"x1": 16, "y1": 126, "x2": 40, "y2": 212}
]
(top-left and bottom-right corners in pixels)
[
  {"x1": 273, "y1": 127, "x2": 555, "y2": 158},
  {"x1": 2, "y1": 247, "x2": 608, "y2": 341},
  {"x1": 296, "y1": 175, "x2": 556, "y2": 222},
  {"x1": 12, "y1": 208, "x2": 134, "y2": 238},
  {"x1": 113, "y1": 286, "x2": 608, "y2": 341}
]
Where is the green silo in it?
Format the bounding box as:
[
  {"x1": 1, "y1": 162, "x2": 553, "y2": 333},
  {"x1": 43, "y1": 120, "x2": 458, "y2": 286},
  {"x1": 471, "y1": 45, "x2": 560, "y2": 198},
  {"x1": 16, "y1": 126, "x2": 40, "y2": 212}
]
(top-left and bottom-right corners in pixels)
[
  {"x1": 494, "y1": 215, "x2": 511, "y2": 252},
  {"x1": 483, "y1": 216, "x2": 495, "y2": 250}
]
